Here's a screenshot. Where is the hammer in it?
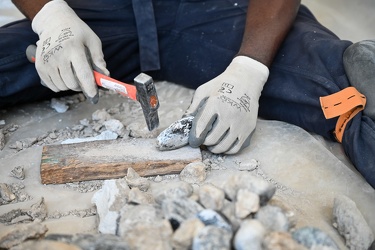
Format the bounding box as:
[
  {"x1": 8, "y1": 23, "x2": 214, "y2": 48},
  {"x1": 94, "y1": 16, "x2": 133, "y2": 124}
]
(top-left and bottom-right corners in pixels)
[{"x1": 26, "y1": 45, "x2": 160, "y2": 131}]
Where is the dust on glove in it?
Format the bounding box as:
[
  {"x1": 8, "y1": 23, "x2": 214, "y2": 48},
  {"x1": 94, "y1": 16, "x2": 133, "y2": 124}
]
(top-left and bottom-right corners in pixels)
[
  {"x1": 32, "y1": 0, "x2": 109, "y2": 103},
  {"x1": 184, "y1": 56, "x2": 269, "y2": 154}
]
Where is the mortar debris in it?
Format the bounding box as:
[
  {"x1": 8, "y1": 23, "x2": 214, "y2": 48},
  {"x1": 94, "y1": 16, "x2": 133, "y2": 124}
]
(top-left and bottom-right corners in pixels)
[
  {"x1": 3, "y1": 90, "x2": 154, "y2": 155},
  {"x1": 3, "y1": 124, "x2": 19, "y2": 134},
  {"x1": 47, "y1": 206, "x2": 97, "y2": 220},
  {"x1": 63, "y1": 180, "x2": 104, "y2": 193},
  {"x1": 23, "y1": 167, "x2": 351, "y2": 250},
  {"x1": 0, "y1": 183, "x2": 31, "y2": 206},
  {"x1": 9, "y1": 166, "x2": 25, "y2": 180},
  {"x1": 200, "y1": 150, "x2": 227, "y2": 171},
  {"x1": 0, "y1": 198, "x2": 47, "y2": 225}
]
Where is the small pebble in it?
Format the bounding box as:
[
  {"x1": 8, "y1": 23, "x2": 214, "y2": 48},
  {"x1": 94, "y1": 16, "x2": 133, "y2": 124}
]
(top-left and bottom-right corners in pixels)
[
  {"x1": 50, "y1": 98, "x2": 69, "y2": 113},
  {"x1": 154, "y1": 175, "x2": 163, "y2": 182},
  {"x1": 292, "y1": 227, "x2": 339, "y2": 249},
  {"x1": 10, "y1": 166, "x2": 25, "y2": 180}
]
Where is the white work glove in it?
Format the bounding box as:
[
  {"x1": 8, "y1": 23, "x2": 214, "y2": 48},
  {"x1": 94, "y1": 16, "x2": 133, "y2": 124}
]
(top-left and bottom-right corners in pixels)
[
  {"x1": 32, "y1": 0, "x2": 109, "y2": 103},
  {"x1": 185, "y1": 56, "x2": 269, "y2": 154}
]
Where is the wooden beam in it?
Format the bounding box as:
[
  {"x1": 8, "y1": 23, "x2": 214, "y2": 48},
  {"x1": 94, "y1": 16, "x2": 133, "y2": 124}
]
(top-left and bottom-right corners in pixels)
[{"x1": 40, "y1": 138, "x2": 202, "y2": 184}]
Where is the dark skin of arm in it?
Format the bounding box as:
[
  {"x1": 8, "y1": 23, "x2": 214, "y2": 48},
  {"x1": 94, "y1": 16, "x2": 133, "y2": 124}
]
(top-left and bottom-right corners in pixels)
[
  {"x1": 12, "y1": 0, "x2": 300, "y2": 68},
  {"x1": 239, "y1": 0, "x2": 301, "y2": 67},
  {"x1": 12, "y1": 0, "x2": 50, "y2": 20}
]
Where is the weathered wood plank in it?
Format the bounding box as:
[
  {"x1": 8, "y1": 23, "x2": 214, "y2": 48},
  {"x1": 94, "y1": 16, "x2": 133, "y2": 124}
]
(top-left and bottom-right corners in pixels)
[{"x1": 40, "y1": 138, "x2": 202, "y2": 184}]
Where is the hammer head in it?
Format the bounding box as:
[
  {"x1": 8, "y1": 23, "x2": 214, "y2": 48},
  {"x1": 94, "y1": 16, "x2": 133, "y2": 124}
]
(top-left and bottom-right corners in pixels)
[{"x1": 134, "y1": 73, "x2": 160, "y2": 131}]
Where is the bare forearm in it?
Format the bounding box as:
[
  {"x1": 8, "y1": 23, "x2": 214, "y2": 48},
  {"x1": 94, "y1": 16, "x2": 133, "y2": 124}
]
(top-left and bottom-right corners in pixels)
[
  {"x1": 12, "y1": 0, "x2": 51, "y2": 20},
  {"x1": 238, "y1": 0, "x2": 300, "y2": 67}
]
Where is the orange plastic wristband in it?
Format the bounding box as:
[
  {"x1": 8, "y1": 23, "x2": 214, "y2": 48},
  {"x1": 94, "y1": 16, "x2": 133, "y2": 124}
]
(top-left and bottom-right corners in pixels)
[{"x1": 320, "y1": 87, "x2": 366, "y2": 143}]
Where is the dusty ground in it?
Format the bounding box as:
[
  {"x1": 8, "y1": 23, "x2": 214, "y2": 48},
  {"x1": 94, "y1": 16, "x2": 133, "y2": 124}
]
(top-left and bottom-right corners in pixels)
[
  {"x1": 1, "y1": 81, "x2": 375, "y2": 249},
  {"x1": 1, "y1": 1, "x2": 375, "y2": 249}
]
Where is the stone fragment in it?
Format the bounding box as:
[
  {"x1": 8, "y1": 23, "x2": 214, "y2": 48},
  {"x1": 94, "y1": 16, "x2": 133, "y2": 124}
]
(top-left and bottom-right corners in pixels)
[
  {"x1": 0, "y1": 222, "x2": 47, "y2": 249},
  {"x1": 92, "y1": 109, "x2": 111, "y2": 121},
  {"x1": 0, "y1": 129, "x2": 5, "y2": 150},
  {"x1": 332, "y1": 195, "x2": 374, "y2": 250},
  {"x1": 10, "y1": 166, "x2": 25, "y2": 180},
  {"x1": 172, "y1": 218, "x2": 205, "y2": 250},
  {"x1": 6, "y1": 124, "x2": 19, "y2": 133},
  {"x1": 118, "y1": 204, "x2": 173, "y2": 250},
  {"x1": 292, "y1": 227, "x2": 339, "y2": 250},
  {"x1": 0, "y1": 198, "x2": 47, "y2": 223},
  {"x1": 222, "y1": 172, "x2": 276, "y2": 205},
  {"x1": 128, "y1": 187, "x2": 155, "y2": 205},
  {"x1": 156, "y1": 116, "x2": 193, "y2": 151},
  {"x1": 77, "y1": 93, "x2": 86, "y2": 102},
  {"x1": 61, "y1": 130, "x2": 118, "y2": 144},
  {"x1": 0, "y1": 209, "x2": 23, "y2": 224},
  {"x1": 125, "y1": 167, "x2": 150, "y2": 192},
  {"x1": 268, "y1": 197, "x2": 298, "y2": 229},
  {"x1": 11, "y1": 240, "x2": 80, "y2": 250},
  {"x1": 71, "y1": 124, "x2": 85, "y2": 131},
  {"x1": 196, "y1": 209, "x2": 232, "y2": 233},
  {"x1": 103, "y1": 119, "x2": 125, "y2": 136},
  {"x1": 235, "y1": 189, "x2": 260, "y2": 219},
  {"x1": 238, "y1": 159, "x2": 260, "y2": 171},
  {"x1": 49, "y1": 132, "x2": 58, "y2": 139},
  {"x1": 81, "y1": 126, "x2": 95, "y2": 137},
  {"x1": 233, "y1": 219, "x2": 266, "y2": 250},
  {"x1": 8, "y1": 138, "x2": 37, "y2": 151},
  {"x1": 26, "y1": 197, "x2": 48, "y2": 221},
  {"x1": 8, "y1": 141, "x2": 23, "y2": 151},
  {"x1": 80, "y1": 118, "x2": 90, "y2": 126},
  {"x1": 91, "y1": 179, "x2": 130, "y2": 234},
  {"x1": 153, "y1": 181, "x2": 194, "y2": 203},
  {"x1": 179, "y1": 162, "x2": 207, "y2": 184},
  {"x1": 51, "y1": 98, "x2": 69, "y2": 113},
  {"x1": 0, "y1": 183, "x2": 31, "y2": 207},
  {"x1": 153, "y1": 175, "x2": 163, "y2": 182},
  {"x1": 0, "y1": 183, "x2": 16, "y2": 202},
  {"x1": 255, "y1": 205, "x2": 289, "y2": 232},
  {"x1": 220, "y1": 200, "x2": 241, "y2": 232},
  {"x1": 192, "y1": 225, "x2": 232, "y2": 250},
  {"x1": 198, "y1": 183, "x2": 225, "y2": 210},
  {"x1": 263, "y1": 231, "x2": 308, "y2": 250},
  {"x1": 161, "y1": 197, "x2": 204, "y2": 225}
]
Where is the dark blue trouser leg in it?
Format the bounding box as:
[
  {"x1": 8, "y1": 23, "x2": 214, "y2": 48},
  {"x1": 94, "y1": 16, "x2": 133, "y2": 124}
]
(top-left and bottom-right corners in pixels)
[
  {"x1": 152, "y1": 0, "x2": 247, "y2": 87},
  {"x1": 0, "y1": 19, "x2": 50, "y2": 106},
  {"x1": 259, "y1": 6, "x2": 375, "y2": 187}
]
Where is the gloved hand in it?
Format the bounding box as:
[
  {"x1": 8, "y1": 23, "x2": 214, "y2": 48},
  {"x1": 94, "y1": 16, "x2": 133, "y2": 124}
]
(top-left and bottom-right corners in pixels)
[
  {"x1": 185, "y1": 56, "x2": 269, "y2": 154},
  {"x1": 32, "y1": 0, "x2": 109, "y2": 103}
]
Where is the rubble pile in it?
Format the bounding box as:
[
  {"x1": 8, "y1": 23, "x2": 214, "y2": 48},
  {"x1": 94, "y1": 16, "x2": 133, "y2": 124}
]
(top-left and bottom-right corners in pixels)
[
  {"x1": 0, "y1": 89, "x2": 374, "y2": 250},
  {"x1": 0, "y1": 91, "x2": 155, "y2": 154},
  {"x1": 1, "y1": 164, "x2": 373, "y2": 250}
]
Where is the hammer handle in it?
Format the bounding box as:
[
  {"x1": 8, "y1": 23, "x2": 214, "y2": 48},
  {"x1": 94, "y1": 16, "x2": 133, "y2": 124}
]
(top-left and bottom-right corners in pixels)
[
  {"x1": 93, "y1": 71, "x2": 137, "y2": 100},
  {"x1": 26, "y1": 45, "x2": 137, "y2": 101}
]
